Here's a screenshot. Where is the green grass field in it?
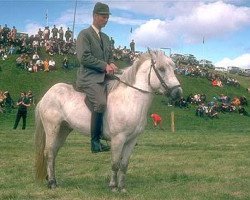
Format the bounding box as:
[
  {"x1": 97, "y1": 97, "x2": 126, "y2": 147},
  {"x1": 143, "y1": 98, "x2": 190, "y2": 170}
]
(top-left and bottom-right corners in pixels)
[{"x1": 0, "y1": 53, "x2": 250, "y2": 199}]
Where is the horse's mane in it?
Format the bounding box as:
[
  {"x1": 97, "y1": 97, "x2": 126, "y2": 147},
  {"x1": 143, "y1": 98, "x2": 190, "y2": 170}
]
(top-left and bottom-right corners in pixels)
[{"x1": 109, "y1": 52, "x2": 152, "y2": 91}]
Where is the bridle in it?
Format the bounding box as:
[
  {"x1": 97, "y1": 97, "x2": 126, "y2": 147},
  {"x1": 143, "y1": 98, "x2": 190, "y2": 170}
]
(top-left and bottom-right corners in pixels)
[
  {"x1": 111, "y1": 51, "x2": 180, "y2": 95},
  {"x1": 148, "y1": 51, "x2": 181, "y2": 96}
]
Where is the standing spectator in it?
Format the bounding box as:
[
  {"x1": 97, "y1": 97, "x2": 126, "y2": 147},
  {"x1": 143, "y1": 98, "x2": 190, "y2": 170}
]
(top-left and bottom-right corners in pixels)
[
  {"x1": 10, "y1": 26, "x2": 17, "y2": 42},
  {"x1": 130, "y1": 39, "x2": 135, "y2": 52},
  {"x1": 13, "y1": 92, "x2": 30, "y2": 130},
  {"x1": 65, "y1": 27, "x2": 72, "y2": 42},
  {"x1": 0, "y1": 25, "x2": 2, "y2": 38},
  {"x1": 43, "y1": 26, "x2": 50, "y2": 41},
  {"x1": 27, "y1": 90, "x2": 35, "y2": 105},
  {"x1": 52, "y1": 25, "x2": 58, "y2": 39},
  {"x1": 58, "y1": 26, "x2": 64, "y2": 40},
  {"x1": 2, "y1": 24, "x2": 10, "y2": 45},
  {"x1": 110, "y1": 37, "x2": 115, "y2": 49},
  {"x1": 37, "y1": 28, "x2": 43, "y2": 40}
]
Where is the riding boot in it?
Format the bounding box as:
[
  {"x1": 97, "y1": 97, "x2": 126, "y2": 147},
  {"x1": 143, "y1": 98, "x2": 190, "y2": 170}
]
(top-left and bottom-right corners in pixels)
[{"x1": 90, "y1": 112, "x2": 110, "y2": 153}]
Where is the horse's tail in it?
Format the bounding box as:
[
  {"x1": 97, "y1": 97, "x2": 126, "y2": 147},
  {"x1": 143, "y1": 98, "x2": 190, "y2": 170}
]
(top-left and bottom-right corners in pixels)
[{"x1": 34, "y1": 101, "x2": 47, "y2": 181}]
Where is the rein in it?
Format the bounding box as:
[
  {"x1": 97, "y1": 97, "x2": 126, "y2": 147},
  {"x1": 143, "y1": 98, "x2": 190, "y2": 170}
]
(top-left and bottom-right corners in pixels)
[{"x1": 110, "y1": 74, "x2": 153, "y2": 94}]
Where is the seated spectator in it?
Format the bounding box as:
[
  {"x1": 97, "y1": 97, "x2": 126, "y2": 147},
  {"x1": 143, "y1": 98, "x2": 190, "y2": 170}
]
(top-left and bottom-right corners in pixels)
[
  {"x1": 33, "y1": 63, "x2": 38, "y2": 72},
  {"x1": 239, "y1": 96, "x2": 248, "y2": 106},
  {"x1": 207, "y1": 104, "x2": 219, "y2": 119},
  {"x1": 49, "y1": 58, "x2": 56, "y2": 71},
  {"x1": 219, "y1": 94, "x2": 230, "y2": 104},
  {"x1": 0, "y1": 90, "x2": 6, "y2": 113},
  {"x1": 36, "y1": 59, "x2": 44, "y2": 71},
  {"x1": 62, "y1": 56, "x2": 69, "y2": 69},
  {"x1": 28, "y1": 60, "x2": 34, "y2": 72},
  {"x1": 238, "y1": 106, "x2": 249, "y2": 116},
  {"x1": 3, "y1": 91, "x2": 14, "y2": 113},
  {"x1": 16, "y1": 54, "x2": 25, "y2": 69},
  {"x1": 32, "y1": 39, "x2": 39, "y2": 52},
  {"x1": 32, "y1": 51, "x2": 40, "y2": 62},
  {"x1": 43, "y1": 58, "x2": 49, "y2": 72},
  {"x1": 175, "y1": 97, "x2": 189, "y2": 108},
  {"x1": 217, "y1": 79, "x2": 223, "y2": 87},
  {"x1": 23, "y1": 54, "x2": 30, "y2": 70},
  {"x1": 231, "y1": 97, "x2": 241, "y2": 106},
  {"x1": 196, "y1": 103, "x2": 207, "y2": 117},
  {"x1": 8, "y1": 44, "x2": 16, "y2": 55},
  {"x1": 150, "y1": 113, "x2": 163, "y2": 129},
  {"x1": 212, "y1": 79, "x2": 223, "y2": 87}
]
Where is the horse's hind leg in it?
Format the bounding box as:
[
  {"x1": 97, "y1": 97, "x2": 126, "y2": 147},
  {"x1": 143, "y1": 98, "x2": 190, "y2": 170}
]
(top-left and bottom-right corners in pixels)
[{"x1": 45, "y1": 121, "x2": 72, "y2": 189}]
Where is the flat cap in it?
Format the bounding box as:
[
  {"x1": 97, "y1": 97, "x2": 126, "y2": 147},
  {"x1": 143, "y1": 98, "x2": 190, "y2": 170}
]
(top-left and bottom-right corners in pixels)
[{"x1": 93, "y1": 2, "x2": 111, "y2": 15}]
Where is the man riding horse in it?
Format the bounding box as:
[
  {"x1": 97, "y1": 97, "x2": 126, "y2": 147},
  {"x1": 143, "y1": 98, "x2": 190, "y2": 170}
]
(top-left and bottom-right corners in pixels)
[{"x1": 75, "y1": 2, "x2": 118, "y2": 153}]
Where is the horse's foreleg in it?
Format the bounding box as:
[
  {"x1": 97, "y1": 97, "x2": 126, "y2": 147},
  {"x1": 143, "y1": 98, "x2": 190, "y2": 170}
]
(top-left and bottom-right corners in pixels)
[
  {"x1": 109, "y1": 135, "x2": 125, "y2": 192},
  {"x1": 117, "y1": 138, "x2": 137, "y2": 192}
]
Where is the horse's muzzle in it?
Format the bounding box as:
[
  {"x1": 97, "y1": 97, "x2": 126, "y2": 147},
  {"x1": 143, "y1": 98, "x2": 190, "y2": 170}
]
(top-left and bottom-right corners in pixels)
[{"x1": 167, "y1": 86, "x2": 183, "y2": 100}]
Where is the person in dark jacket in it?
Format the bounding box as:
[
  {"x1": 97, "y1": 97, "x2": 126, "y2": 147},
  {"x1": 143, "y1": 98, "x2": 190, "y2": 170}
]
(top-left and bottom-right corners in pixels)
[
  {"x1": 13, "y1": 92, "x2": 30, "y2": 130},
  {"x1": 75, "y1": 2, "x2": 118, "y2": 153}
]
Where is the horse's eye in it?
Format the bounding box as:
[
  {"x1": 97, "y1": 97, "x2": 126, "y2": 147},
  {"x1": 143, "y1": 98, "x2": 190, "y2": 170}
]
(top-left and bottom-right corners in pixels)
[{"x1": 159, "y1": 67, "x2": 165, "y2": 73}]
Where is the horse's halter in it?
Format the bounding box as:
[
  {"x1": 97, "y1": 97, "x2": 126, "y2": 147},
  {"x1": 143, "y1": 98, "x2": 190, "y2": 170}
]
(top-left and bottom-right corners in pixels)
[
  {"x1": 112, "y1": 52, "x2": 180, "y2": 95},
  {"x1": 148, "y1": 53, "x2": 180, "y2": 96}
]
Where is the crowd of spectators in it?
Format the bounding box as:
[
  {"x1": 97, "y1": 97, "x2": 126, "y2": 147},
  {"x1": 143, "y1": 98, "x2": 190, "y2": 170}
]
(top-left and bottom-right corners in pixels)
[
  {"x1": 173, "y1": 93, "x2": 249, "y2": 118},
  {"x1": 175, "y1": 65, "x2": 240, "y2": 87},
  {"x1": 0, "y1": 23, "x2": 77, "y2": 72}
]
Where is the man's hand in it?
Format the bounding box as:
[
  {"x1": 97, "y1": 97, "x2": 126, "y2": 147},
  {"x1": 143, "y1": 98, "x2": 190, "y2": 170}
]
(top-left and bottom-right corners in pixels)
[{"x1": 105, "y1": 63, "x2": 118, "y2": 74}]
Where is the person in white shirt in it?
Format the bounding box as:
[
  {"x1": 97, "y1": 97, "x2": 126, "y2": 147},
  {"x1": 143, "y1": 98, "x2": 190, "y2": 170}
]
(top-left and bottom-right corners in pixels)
[{"x1": 49, "y1": 58, "x2": 56, "y2": 70}]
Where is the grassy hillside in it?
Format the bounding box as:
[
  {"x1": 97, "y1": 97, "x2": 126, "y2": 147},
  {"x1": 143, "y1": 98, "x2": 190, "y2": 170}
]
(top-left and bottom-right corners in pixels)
[
  {"x1": 0, "y1": 53, "x2": 250, "y2": 133},
  {"x1": 1, "y1": 53, "x2": 250, "y2": 199}
]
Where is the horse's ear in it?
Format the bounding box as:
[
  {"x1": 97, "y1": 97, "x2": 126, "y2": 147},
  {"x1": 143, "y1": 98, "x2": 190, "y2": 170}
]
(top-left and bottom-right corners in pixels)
[
  {"x1": 147, "y1": 47, "x2": 157, "y2": 60},
  {"x1": 147, "y1": 47, "x2": 152, "y2": 55}
]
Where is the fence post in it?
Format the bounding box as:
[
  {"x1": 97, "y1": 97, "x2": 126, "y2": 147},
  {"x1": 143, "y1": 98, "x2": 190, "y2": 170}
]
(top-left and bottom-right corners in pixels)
[{"x1": 171, "y1": 111, "x2": 175, "y2": 133}]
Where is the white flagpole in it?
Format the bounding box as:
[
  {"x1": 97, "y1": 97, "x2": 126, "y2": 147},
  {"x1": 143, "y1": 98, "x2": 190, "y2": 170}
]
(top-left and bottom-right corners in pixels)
[
  {"x1": 202, "y1": 36, "x2": 205, "y2": 68},
  {"x1": 72, "y1": 0, "x2": 77, "y2": 40},
  {"x1": 46, "y1": 9, "x2": 49, "y2": 27}
]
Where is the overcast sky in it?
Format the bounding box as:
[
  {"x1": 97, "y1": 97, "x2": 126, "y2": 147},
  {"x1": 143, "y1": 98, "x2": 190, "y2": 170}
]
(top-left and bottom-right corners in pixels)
[{"x1": 1, "y1": 0, "x2": 250, "y2": 69}]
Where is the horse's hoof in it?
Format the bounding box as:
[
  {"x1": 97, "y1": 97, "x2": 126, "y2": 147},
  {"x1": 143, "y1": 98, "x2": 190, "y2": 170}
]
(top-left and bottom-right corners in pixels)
[
  {"x1": 48, "y1": 179, "x2": 57, "y2": 189},
  {"x1": 120, "y1": 188, "x2": 127, "y2": 193},
  {"x1": 110, "y1": 187, "x2": 118, "y2": 193}
]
